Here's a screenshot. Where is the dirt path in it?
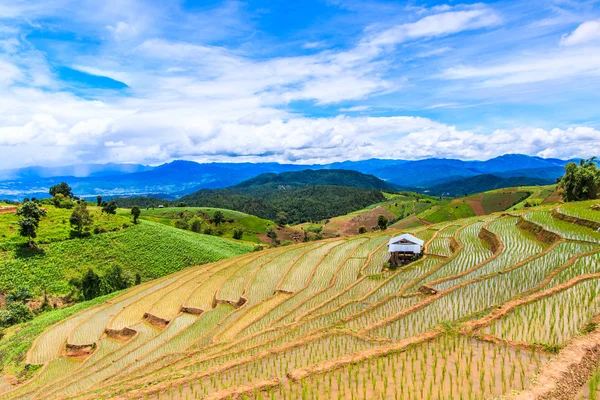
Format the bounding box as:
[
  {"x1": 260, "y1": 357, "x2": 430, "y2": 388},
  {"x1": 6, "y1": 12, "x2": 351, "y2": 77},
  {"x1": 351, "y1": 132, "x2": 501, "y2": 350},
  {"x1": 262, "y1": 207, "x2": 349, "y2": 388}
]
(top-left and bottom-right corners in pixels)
[{"x1": 0, "y1": 207, "x2": 17, "y2": 215}]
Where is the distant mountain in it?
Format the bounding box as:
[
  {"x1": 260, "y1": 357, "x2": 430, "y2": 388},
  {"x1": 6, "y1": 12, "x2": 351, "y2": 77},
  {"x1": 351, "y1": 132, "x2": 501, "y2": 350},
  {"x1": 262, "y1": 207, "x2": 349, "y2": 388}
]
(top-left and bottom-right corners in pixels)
[
  {"x1": 424, "y1": 174, "x2": 554, "y2": 197},
  {"x1": 234, "y1": 169, "x2": 396, "y2": 192},
  {"x1": 0, "y1": 154, "x2": 579, "y2": 201}
]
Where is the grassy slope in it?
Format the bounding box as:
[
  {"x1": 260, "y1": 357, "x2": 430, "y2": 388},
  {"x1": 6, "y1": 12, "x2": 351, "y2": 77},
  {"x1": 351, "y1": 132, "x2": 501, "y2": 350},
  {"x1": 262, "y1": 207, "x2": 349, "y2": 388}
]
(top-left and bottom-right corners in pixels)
[
  {"x1": 306, "y1": 192, "x2": 435, "y2": 236},
  {"x1": 0, "y1": 205, "x2": 131, "y2": 250},
  {"x1": 129, "y1": 207, "x2": 275, "y2": 243},
  {"x1": 0, "y1": 220, "x2": 253, "y2": 296},
  {"x1": 422, "y1": 200, "x2": 476, "y2": 223},
  {"x1": 510, "y1": 185, "x2": 557, "y2": 210}
]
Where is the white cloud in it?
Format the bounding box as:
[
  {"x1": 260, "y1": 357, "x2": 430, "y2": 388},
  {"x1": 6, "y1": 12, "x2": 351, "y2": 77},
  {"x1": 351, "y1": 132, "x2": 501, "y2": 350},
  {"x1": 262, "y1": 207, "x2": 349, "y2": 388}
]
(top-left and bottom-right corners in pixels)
[
  {"x1": 71, "y1": 65, "x2": 132, "y2": 86},
  {"x1": 365, "y1": 7, "x2": 500, "y2": 47},
  {"x1": 106, "y1": 21, "x2": 140, "y2": 41},
  {"x1": 339, "y1": 106, "x2": 372, "y2": 112},
  {"x1": 441, "y1": 47, "x2": 600, "y2": 87},
  {"x1": 560, "y1": 20, "x2": 600, "y2": 46},
  {"x1": 0, "y1": 59, "x2": 22, "y2": 85}
]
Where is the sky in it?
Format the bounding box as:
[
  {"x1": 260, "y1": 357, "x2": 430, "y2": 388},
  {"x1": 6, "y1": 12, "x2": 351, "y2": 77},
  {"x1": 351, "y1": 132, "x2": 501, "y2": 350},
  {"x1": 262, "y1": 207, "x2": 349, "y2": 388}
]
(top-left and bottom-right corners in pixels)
[{"x1": 0, "y1": 0, "x2": 600, "y2": 169}]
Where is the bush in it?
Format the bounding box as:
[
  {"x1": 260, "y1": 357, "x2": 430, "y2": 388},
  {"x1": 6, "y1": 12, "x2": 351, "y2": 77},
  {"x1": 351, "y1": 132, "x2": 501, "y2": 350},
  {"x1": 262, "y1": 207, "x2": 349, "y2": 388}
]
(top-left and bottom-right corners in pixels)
[
  {"x1": 358, "y1": 226, "x2": 367, "y2": 234},
  {"x1": 232, "y1": 228, "x2": 244, "y2": 240},
  {"x1": 189, "y1": 218, "x2": 203, "y2": 233},
  {"x1": 0, "y1": 302, "x2": 34, "y2": 327},
  {"x1": 174, "y1": 219, "x2": 189, "y2": 230},
  {"x1": 203, "y1": 227, "x2": 214, "y2": 235}
]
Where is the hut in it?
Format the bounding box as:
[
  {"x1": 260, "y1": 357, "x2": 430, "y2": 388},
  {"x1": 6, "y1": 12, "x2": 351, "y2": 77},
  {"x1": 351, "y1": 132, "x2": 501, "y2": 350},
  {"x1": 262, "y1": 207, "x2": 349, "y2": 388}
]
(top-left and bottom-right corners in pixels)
[{"x1": 388, "y1": 233, "x2": 423, "y2": 267}]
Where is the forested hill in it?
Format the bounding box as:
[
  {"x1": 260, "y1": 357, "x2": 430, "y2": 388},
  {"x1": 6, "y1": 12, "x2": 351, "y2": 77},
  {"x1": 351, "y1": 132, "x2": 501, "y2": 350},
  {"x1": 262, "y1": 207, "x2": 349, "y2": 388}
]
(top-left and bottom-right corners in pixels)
[
  {"x1": 115, "y1": 170, "x2": 392, "y2": 224},
  {"x1": 178, "y1": 185, "x2": 386, "y2": 224},
  {"x1": 233, "y1": 169, "x2": 396, "y2": 191}
]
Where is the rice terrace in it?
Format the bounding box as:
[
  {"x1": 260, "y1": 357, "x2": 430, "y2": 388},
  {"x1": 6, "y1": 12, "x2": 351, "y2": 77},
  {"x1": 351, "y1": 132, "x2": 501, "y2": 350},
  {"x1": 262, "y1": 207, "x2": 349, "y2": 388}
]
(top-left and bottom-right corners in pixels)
[{"x1": 1, "y1": 197, "x2": 600, "y2": 399}]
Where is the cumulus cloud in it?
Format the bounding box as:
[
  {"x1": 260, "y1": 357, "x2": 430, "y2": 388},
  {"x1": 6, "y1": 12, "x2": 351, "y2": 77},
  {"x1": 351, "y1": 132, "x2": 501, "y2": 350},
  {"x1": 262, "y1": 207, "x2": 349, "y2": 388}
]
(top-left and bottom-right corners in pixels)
[
  {"x1": 560, "y1": 20, "x2": 600, "y2": 46},
  {"x1": 0, "y1": 0, "x2": 599, "y2": 169}
]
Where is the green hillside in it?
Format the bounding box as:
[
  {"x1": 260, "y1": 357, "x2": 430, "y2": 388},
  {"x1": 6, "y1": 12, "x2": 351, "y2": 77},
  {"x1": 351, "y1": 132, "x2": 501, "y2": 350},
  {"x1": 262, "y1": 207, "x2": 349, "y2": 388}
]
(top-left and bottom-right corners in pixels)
[
  {"x1": 129, "y1": 207, "x2": 276, "y2": 243},
  {"x1": 0, "y1": 220, "x2": 252, "y2": 297},
  {"x1": 0, "y1": 205, "x2": 131, "y2": 250}
]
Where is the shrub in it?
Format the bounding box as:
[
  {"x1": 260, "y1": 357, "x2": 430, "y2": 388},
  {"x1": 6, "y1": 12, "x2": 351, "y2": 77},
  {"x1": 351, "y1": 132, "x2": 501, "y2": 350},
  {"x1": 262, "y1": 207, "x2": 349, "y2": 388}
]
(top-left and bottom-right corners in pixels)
[
  {"x1": 358, "y1": 226, "x2": 367, "y2": 234},
  {"x1": 189, "y1": 218, "x2": 203, "y2": 233},
  {"x1": 0, "y1": 302, "x2": 34, "y2": 327},
  {"x1": 174, "y1": 219, "x2": 189, "y2": 230},
  {"x1": 233, "y1": 228, "x2": 244, "y2": 240}
]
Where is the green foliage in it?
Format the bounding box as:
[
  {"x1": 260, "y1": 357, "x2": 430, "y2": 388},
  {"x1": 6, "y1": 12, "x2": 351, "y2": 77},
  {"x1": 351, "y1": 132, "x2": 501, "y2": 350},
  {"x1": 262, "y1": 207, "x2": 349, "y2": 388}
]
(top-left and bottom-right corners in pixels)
[
  {"x1": 81, "y1": 268, "x2": 102, "y2": 300},
  {"x1": 52, "y1": 193, "x2": 74, "y2": 209},
  {"x1": 189, "y1": 217, "x2": 203, "y2": 233},
  {"x1": 16, "y1": 202, "x2": 47, "y2": 223},
  {"x1": 1, "y1": 205, "x2": 131, "y2": 250},
  {"x1": 0, "y1": 301, "x2": 34, "y2": 328},
  {"x1": 213, "y1": 210, "x2": 225, "y2": 226},
  {"x1": 49, "y1": 182, "x2": 73, "y2": 198},
  {"x1": 233, "y1": 227, "x2": 244, "y2": 240},
  {"x1": 276, "y1": 211, "x2": 288, "y2": 227},
  {"x1": 422, "y1": 200, "x2": 476, "y2": 223},
  {"x1": 358, "y1": 226, "x2": 367, "y2": 234},
  {"x1": 131, "y1": 206, "x2": 141, "y2": 224},
  {"x1": 101, "y1": 200, "x2": 118, "y2": 215},
  {"x1": 559, "y1": 158, "x2": 600, "y2": 202},
  {"x1": 377, "y1": 215, "x2": 388, "y2": 231},
  {"x1": 174, "y1": 218, "x2": 189, "y2": 230},
  {"x1": 0, "y1": 221, "x2": 252, "y2": 296},
  {"x1": 70, "y1": 202, "x2": 93, "y2": 234},
  {"x1": 17, "y1": 218, "x2": 39, "y2": 243},
  {"x1": 266, "y1": 227, "x2": 280, "y2": 245},
  {"x1": 96, "y1": 195, "x2": 103, "y2": 206},
  {"x1": 6, "y1": 286, "x2": 31, "y2": 303}
]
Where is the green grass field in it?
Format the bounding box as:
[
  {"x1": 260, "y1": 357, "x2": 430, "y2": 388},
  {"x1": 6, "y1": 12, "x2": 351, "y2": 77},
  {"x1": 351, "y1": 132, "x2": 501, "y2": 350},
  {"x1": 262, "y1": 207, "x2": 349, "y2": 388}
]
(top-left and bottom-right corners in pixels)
[
  {"x1": 0, "y1": 220, "x2": 253, "y2": 296},
  {"x1": 0, "y1": 205, "x2": 132, "y2": 250},
  {"x1": 125, "y1": 207, "x2": 276, "y2": 243},
  {"x1": 480, "y1": 190, "x2": 530, "y2": 214},
  {"x1": 421, "y1": 199, "x2": 476, "y2": 223}
]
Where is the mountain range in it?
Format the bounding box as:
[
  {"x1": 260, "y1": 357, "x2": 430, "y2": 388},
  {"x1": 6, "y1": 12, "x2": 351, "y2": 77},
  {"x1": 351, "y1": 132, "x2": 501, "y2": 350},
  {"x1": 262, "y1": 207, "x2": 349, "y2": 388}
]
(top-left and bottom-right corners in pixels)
[{"x1": 0, "y1": 154, "x2": 577, "y2": 200}]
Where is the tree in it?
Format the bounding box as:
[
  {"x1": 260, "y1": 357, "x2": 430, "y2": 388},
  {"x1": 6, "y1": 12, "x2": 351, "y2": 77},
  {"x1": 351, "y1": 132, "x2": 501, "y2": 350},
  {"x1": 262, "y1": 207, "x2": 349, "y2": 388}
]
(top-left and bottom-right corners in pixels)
[
  {"x1": 6, "y1": 286, "x2": 32, "y2": 303},
  {"x1": 213, "y1": 211, "x2": 225, "y2": 226},
  {"x1": 377, "y1": 215, "x2": 388, "y2": 231},
  {"x1": 101, "y1": 200, "x2": 117, "y2": 215},
  {"x1": 233, "y1": 228, "x2": 244, "y2": 240},
  {"x1": 16, "y1": 201, "x2": 46, "y2": 246},
  {"x1": 266, "y1": 227, "x2": 280, "y2": 245},
  {"x1": 131, "y1": 206, "x2": 141, "y2": 224},
  {"x1": 17, "y1": 201, "x2": 46, "y2": 223},
  {"x1": 70, "y1": 202, "x2": 93, "y2": 235},
  {"x1": 96, "y1": 195, "x2": 103, "y2": 206},
  {"x1": 276, "y1": 212, "x2": 288, "y2": 227},
  {"x1": 100, "y1": 265, "x2": 129, "y2": 294},
  {"x1": 358, "y1": 226, "x2": 367, "y2": 234},
  {"x1": 174, "y1": 218, "x2": 189, "y2": 230},
  {"x1": 81, "y1": 269, "x2": 102, "y2": 300},
  {"x1": 0, "y1": 302, "x2": 34, "y2": 327},
  {"x1": 189, "y1": 218, "x2": 203, "y2": 233},
  {"x1": 49, "y1": 182, "x2": 73, "y2": 198},
  {"x1": 559, "y1": 158, "x2": 600, "y2": 202}
]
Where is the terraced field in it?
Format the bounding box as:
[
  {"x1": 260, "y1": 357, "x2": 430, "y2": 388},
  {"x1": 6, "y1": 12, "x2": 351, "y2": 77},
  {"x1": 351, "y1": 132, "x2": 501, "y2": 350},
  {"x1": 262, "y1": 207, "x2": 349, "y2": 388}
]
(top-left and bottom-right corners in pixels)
[{"x1": 3, "y1": 200, "x2": 600, "y2": 399}]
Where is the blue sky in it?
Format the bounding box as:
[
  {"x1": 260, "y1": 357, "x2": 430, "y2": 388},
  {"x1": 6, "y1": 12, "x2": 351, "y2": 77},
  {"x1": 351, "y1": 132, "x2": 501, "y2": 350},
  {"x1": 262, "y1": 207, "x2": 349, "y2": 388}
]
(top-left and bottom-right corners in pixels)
[{"x1": 0, "y1": 0, "x2": 600, "y2": 168}]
